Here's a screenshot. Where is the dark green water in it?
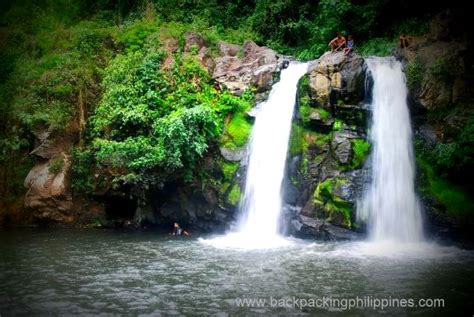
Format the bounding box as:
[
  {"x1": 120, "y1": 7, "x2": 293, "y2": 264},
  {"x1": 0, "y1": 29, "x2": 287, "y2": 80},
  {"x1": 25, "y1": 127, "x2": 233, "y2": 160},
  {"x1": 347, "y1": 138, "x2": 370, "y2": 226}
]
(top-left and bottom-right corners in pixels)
[{"x1": 0, "y1": 229, "x2": 473, "y2": 315}]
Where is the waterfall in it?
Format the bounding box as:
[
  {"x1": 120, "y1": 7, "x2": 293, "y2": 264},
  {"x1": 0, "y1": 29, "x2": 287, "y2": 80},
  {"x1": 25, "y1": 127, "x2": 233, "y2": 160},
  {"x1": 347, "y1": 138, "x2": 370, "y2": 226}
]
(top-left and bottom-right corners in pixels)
[
  {"x1": 237, "y1": 62, "x2": 308, "y2": 236},
  {"x1": 204, "y1": 62, "x2": 308, "y2": 249},
  {"x1": 359, "y1": 57, "x2": 423, "y2": 242}
]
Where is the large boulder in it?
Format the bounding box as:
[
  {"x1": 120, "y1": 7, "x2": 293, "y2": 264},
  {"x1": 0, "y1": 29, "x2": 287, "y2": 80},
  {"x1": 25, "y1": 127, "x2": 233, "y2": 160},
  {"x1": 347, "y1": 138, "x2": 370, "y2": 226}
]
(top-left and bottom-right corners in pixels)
[
  {"x1": 24, "y1": 154, "x2": 74, "y2": 223},
  {"x1": 195, "y1": 46, "x2": 216, "y2": 73},
  {"x1": 24, "y1": 127, "x2": 105, "y2": 225},
  {"x1": 219, "y1": 147, "x2": 247, "y2": 162},
  {"x1": 184, "y1": 32, "x2": 206, "y2": 52},
  {"x1": 217, "y1": 41, "x2": 241, "y2": 57},
  {"x1": 30, "y1": 129, "x2": 76, "y2": 160},
  {"x1": 290, "y1": 215, "x2": 361, "y2": 240},
  {"x1": 285, "y1": 52, "x2": 369, "y2": 240},
  {"x1": 308, "y1": 51, "x2": 365, "y2": 106},
  {"x1": 213, "y1": 40, "x2": 280, "y2": 95}
]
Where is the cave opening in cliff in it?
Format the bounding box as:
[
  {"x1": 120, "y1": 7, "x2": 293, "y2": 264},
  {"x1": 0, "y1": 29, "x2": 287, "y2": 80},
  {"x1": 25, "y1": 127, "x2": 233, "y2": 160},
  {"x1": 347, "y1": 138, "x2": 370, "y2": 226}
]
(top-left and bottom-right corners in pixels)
[{"x1": 104, "y1": 196, "x2": 137, "y2": 220}]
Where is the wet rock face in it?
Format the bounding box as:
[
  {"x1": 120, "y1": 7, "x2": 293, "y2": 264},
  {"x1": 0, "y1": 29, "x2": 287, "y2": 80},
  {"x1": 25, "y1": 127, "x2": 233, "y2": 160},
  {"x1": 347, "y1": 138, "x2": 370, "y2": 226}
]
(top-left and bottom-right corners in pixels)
[
  {"x1": 290, "y1": 215, "x2": 361, "y2": 241},
  {"x1": 149, "y1": 149, "x2": 244, "y2": 232},
  {"x1": 286, "y1": 52, "x2": 369, "y2": 240},
  {"x1": 213, "y1": 40, "x2": 280, "y2": 95}
]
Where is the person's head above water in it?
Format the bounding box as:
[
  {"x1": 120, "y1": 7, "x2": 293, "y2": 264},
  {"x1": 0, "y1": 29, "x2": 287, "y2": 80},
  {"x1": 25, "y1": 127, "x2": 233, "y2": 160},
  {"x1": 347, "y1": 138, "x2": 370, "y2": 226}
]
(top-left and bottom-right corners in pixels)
[{"x1": 174, "y1": 222, "x2": 180, "y2": 228}]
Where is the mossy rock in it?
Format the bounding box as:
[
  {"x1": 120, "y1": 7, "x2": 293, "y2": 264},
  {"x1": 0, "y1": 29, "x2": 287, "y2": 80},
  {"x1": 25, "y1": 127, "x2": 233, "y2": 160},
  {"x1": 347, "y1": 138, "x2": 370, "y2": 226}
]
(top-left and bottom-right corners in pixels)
[
  {"x1": 313, "y1": 177, "x2": 352, "y2": 228},
  {"x1": 289, "y1": 123, "x2": 309, "y2": 156},
  {"x1": 220, "y1": 112, "x2": 253, "y2": 150},
  {"x1": 297, "y1": 74, "x2": 311, "y2": 97},
  {"x1": 417, "y1": 155, "x2": 474, "y2": 221},
  {"x1": 333, "y1": 103, "x2": 367, "y2": 127},
  {"x1": 350, "y1": 138, "x2": 370, "y2": 169},
  {"x1": 220, "y1": 160, "x2": 239, "y2": 181},
  {"x1": 227, "y1": 183, "x2": 242, "y2": 206}
]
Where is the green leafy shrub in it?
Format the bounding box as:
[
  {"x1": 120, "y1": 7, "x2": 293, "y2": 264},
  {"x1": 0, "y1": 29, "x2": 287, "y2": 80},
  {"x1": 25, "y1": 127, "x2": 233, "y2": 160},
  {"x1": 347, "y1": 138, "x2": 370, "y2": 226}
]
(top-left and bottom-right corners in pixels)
[
  {"x1": 406, "y1": 58, "x2": 425, "y2": 92},
  {"x1": 90, "y1": 44, "x2": 248, "y2": 197},
  {"x1": 357, "y1": 37, "x2": 396, "y2": 57},
  {"x1": 118, "y1": 20, "x2": 160, "y2": 51},
  {"x1": 71, "y1": 148, "x2": 94, "y2": 194}
]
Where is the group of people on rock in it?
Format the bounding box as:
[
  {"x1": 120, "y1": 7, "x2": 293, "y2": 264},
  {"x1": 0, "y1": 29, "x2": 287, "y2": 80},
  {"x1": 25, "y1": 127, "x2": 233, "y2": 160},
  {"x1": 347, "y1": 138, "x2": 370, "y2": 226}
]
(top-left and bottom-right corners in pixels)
[
  {"x1": 328, "y1": 33, "x2": 354, "y2": 56},
  {"x1": 328, "y1": 32, "x2": 412, "y2": 55}
]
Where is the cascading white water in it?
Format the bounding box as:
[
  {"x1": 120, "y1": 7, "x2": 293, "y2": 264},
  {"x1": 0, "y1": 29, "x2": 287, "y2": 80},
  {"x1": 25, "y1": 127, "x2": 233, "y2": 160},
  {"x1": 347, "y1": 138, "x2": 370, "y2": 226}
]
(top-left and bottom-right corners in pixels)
[
  {"x1": 359, "y1": 57, "x2": 423, "y2": 242},
  {"x1": 203, "y1": 62, "x2": 308, "y2": 249},
  {"x1": 237, "y1": 62, "x2": 308, "y2": 237}
]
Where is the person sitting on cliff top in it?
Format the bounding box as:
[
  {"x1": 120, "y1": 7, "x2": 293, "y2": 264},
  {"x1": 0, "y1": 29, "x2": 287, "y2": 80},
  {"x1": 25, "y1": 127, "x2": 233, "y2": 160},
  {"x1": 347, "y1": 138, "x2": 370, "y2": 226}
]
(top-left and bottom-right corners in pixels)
[
  {"x1": 329, "y1": 33, "x2": 346, "y2": 52},
  {"x1": 399, "y1": 34, "x2": 411, "y2": 49},
  {"x1": 344, "y1": 35, "x2": 354, "y2": 56},
  {"x1": 172, "y1": 222, "x2": 189, "y2": 236}
]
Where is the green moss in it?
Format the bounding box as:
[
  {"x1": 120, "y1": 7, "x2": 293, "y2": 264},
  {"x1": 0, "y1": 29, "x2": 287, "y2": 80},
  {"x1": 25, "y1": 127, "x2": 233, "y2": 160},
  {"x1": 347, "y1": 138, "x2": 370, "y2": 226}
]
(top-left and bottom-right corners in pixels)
[
  {"x1": 325, "y1": 200, "x2": 352, "y2": 228},
  {"x1": 315, "y1": 107, "x2": 330, "y2": 120},
  {"x1": 299, "y1": 156, "x2": 309, "y2": 175},
  {"x1": 221, "y1": 161, "x2": 239, "y2": 181},
  {"x1": 218, "y1": 182, "x2": 229, "y2": 195},
  {"x1": 417, "y1": 157, "x2": 474, "y2": 218},
  {"x1": 289, "y1": 124, "x2": 307, "y2": 156},
  {"x1": 333, "y1": 119, "x2": 343, "y2": 131},
  {"x1": 315, "y1": 132, "x2": 331, "y2": 147},
  {"x1": 298, "y1": 74, "x2": 313, "y2": 125},
  {"x1": 221, "y1": 112, "x2": 253, "y2": 149},
  {"x1": 351, "y1": 139, "x2": 370, "y2": 169},
  {"x1": 227, "y1": 183, "x2": 241, "y2": 206},
  {"x1": 314, "y1": 178, "x2": 334, "y2": 201},
  {"x1": 49, "y1": 157, "x2": 64, "y2": 174},
  {"x1": 299, "y1": 98, "x2": 311, "y2": 125},
  {"x1": 297, "y1": 74, "x2": 310, "y2": 94},
  {"x1": 313, "y1": 177, "x2": 352, "y2": 228}
]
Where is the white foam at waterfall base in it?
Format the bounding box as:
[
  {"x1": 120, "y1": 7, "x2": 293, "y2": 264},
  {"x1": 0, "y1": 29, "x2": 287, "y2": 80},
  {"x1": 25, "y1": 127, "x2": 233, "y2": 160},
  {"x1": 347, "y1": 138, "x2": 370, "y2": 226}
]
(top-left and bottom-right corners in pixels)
[
  {"x1": 201, "y1": 62, "x2": 308, "y2": 250},
  {"x1": 358, "y1": 56, "x2": 424, "y2": 243}
]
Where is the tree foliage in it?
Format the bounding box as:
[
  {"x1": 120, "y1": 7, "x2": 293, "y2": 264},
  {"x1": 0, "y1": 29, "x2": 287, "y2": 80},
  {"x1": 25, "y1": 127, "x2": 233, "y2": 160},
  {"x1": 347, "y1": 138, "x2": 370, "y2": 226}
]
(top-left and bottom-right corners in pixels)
[{"x1": 90, "y1": 44, "x2": 249, "y2": 198}]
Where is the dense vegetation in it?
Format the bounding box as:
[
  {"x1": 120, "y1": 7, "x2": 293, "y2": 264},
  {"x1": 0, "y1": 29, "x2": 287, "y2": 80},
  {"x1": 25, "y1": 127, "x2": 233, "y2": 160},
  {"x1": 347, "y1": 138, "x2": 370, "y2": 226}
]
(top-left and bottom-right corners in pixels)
[{"x1": 0, "y1": 0, "x2": 470, "y2": 218}]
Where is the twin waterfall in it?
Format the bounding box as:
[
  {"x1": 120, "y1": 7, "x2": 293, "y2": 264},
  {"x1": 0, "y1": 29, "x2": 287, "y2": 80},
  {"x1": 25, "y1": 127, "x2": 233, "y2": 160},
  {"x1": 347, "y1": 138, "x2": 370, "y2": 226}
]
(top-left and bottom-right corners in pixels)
[
  {"x1": 237, "y1": 63, "x2": 309, "y2": 239},
  {"x1": 209, "y1": 57, "x2": 422, "y2": 249},
  {"x1": 360, "y1": 57, "x2": 423, "y2": 242}
]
